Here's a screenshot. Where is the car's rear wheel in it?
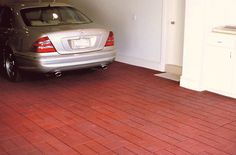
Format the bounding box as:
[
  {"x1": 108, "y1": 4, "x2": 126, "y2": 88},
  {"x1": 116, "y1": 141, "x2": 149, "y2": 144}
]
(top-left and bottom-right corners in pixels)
[
  {"x1": 0, "y1": 50, "x2": 4, "y2": 76},
  {"x1": 3, "y1": 51, "x2": 22, "y2": 82}
]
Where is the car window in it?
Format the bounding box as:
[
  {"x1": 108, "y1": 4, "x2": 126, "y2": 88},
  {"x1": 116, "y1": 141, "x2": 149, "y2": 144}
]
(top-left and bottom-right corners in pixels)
[
  {"x1": 21, "y1": 6, "x2": 92, "y2": 27},
  {"x1": 0, "y1": 7, "x2": 13, "y2": 28}
]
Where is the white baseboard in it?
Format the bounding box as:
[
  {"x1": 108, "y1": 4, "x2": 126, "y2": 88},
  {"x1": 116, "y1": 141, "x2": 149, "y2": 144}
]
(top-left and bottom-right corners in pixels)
[
  {"x1": 180, "y1": 76, "x2": 205, "y2": 91},
  {"x1": 116, "y1": 54, "x2": 165, "y2": 71}
]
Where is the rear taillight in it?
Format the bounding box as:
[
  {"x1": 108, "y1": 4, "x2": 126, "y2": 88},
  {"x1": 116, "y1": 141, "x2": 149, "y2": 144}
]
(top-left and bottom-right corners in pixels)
[
  {"x1": 105, "y1": 31, "x2": 114, "y2": 47},
  {"x1": 34, "y1": 36, "x2": 56, "y2": 53}
]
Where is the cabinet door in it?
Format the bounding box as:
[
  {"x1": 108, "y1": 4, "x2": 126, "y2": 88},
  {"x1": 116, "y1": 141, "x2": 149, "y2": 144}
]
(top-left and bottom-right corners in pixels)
[
  {"x1": 232, "y1": 52, "x2": 236, "y2": 96},
  {"x1": 204, "y1": 45, "x2": 232, "y2": 94}
]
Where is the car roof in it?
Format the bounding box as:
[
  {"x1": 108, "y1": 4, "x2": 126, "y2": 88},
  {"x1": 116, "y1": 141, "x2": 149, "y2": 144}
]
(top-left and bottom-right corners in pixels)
[{"x1": 3, "y1": 1, "x2": 71, "y2": 10}]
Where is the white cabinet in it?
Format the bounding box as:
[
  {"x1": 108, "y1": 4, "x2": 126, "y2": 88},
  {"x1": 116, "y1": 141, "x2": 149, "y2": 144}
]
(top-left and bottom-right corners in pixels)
[
  {"x1": 232, "y1": 51, "x2": 236, "y2": 97},
  {"x1": 203, "y1": 33, "x2": 236, "y2": 98}
]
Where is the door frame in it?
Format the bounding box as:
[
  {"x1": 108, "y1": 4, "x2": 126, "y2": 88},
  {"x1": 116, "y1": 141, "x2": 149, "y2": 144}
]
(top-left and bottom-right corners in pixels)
[{"x1": 160, "y1": 0, "x2": 168, "y2": 72}]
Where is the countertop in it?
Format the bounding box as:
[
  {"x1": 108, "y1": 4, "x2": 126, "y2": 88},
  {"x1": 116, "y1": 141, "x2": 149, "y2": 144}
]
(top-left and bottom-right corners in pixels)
[{"x1": 213, "y1": 26, "x2": 236, "y2": 35}]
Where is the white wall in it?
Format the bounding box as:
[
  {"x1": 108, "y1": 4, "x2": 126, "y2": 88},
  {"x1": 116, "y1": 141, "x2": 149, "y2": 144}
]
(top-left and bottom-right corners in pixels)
[
  {"x1": 181, "y1": 0, "x2": 236, "y2": 91},
  {"x1": 69, "y1": 0, "x2": 164, "y2": 71},
  {"x1": 180, "y1": 0, "x2": 206, "y2": 91},
  {"x1": 205, "y1": 0, "x2": 236, "y2": 31}
]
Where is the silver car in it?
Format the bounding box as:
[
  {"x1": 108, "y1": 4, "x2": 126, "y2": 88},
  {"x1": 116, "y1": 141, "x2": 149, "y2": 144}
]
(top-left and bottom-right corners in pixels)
[{"x1": 0, "y1": 2, "x2": 116, "y2": 81}]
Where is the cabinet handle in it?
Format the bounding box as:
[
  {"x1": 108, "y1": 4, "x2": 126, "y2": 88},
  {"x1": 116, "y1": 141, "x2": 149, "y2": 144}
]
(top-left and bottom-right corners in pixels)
[{"x1": 230, "y1": 52, "x2": 232, "y2": 59}]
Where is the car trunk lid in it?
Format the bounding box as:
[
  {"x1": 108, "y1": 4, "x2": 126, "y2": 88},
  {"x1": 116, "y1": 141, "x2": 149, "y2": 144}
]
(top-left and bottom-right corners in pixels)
[
  {"x1": 28, "y1": 25, "x2": 109, "y2": 54},
  {"x1": 48, "y1": 28, "x2": 108, "y2": 54}
]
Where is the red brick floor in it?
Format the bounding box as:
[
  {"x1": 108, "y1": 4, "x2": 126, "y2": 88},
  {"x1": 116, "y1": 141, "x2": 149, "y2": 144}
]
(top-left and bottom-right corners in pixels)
[{"x1": 0, "y1": 62, "x2": 236, "y2": 155}]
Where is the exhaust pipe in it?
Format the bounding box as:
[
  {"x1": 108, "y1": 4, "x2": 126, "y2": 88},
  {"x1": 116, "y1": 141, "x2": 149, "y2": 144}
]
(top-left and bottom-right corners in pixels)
[
  {"x1": 101, "y1": 64, "x2": 108, "y2": 70},
  {"x1": 55, "y1": 71, "x2": 62, "y2": 78}
]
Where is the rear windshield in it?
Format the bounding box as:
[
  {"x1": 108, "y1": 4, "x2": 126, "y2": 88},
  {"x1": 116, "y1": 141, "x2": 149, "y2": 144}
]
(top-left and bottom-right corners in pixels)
[{"x1": 21, "y1": 6, "x2": 91, "y2": 27}]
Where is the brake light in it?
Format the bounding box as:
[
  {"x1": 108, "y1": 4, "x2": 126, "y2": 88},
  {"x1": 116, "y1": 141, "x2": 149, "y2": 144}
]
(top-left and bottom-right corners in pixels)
[
  {"x1": 105, "y1": 31, "x2": 114, "y2": 47},
  {"x1": 34, "y1": 36, "x2": 56, "y2": 53}
]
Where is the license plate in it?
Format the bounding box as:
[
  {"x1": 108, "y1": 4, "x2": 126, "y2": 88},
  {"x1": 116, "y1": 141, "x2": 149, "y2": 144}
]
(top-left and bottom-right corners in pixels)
[{"x1": 70, "y1": 38, "x2": 90, "y2": 49}]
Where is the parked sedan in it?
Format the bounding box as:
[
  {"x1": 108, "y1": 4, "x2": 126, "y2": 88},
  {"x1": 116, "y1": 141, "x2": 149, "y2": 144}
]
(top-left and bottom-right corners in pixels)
[{"x1": 0, "y1": 2, "x2": 116, "y2": 81}]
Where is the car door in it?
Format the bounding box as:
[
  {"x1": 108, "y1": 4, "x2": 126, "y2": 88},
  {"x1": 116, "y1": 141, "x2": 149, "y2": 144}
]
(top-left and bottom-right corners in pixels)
[
  {"x1": 0, "y1": 6, "x2": 5, "y2": 68},
  {"x1": 0, "y1": 6, "x2": 13, "y2": 49},
  {"x1": 0, "y1": 6, "x2": 5, "y2": 49},
  {"x1": 0, "y1": 6, "x2": 15, "y2": 70}
]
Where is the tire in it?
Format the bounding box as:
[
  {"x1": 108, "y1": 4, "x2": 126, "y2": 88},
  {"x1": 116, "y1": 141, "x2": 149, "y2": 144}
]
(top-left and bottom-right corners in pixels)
[
  {"x1": 3, "y1": 51, "x2": 22, "y2": 82},
  {"x1": 0, "y1": 51, "x2": 4, "y2": 75}
]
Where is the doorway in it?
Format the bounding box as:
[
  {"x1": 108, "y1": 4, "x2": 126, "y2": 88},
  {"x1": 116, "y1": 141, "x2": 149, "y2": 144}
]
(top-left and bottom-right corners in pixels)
[{"x1": 158, "y1": 0, "x2": 185, "y2": 81}]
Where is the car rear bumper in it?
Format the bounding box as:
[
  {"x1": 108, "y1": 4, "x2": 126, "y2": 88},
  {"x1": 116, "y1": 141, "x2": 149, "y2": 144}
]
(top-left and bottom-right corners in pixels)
[{"x1": 15, "y1": 50, "x2": 116, "y2": 73}]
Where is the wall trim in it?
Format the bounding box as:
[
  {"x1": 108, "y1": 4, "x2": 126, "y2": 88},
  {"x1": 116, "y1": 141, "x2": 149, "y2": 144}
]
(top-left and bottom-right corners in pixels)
[
  {"x1": 180, "y1": 75, "x2": 205, "y2": 91},
  {"x1": 160, "y1": 0, "x2": 168, "y2": 72},
  {"x1": 116, "y1": 54, "x2": 164, "y2": 71}
]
